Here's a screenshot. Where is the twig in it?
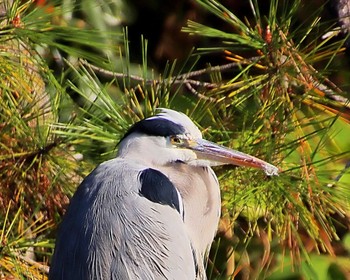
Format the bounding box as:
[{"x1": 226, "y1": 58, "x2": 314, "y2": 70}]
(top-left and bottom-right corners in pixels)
[
  {"x1": 79, "y1": 59, "x2": 226, "y2": 100},
  {"x1": 184, "y1": 82, "x2": 217, "y2": 102},
  {"x1": 11, "y1": 250, "x2": 50, "y2": 275},
  {"x1": 175, "y1": 61, "x2": 242, "y2": 79},
  {"x1": 80, "y1": 58, "x2": 241, "y2": 82}
]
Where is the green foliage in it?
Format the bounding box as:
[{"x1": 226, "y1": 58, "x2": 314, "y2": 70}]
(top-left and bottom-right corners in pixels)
[{"x1": 0, "y1": 0, "x2": 350, "y2": 279}]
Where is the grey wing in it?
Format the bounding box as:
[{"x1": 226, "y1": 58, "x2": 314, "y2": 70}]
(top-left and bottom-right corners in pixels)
[{"x1": 49, "y1": 159, "x2": 196, "y2": 280}]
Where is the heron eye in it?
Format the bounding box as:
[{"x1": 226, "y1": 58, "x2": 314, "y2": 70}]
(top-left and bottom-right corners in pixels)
[{"x1": 170, "y1": 135, "x2": 184, "y2": 145}]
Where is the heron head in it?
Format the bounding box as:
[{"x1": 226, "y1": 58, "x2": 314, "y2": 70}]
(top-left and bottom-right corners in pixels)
[{"x1": 118, "y1": 109, "x2": 278, "y2": 176}]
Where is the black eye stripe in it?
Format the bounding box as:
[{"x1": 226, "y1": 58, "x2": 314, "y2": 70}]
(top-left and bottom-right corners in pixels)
[{"x1": 121, "y1": 119, "x2": 186, "y2": 142}]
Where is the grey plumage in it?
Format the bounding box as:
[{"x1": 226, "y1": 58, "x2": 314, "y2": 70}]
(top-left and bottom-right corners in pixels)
[
  {"x1": 50, "y1": 159, "x2": 196, "y2": 279},
  {"x1": 49, "y1": 109, "x2": 278, "y2": 280},
  {"x1": 335, "y1": 0, "x2": 350, "y2": 34}
]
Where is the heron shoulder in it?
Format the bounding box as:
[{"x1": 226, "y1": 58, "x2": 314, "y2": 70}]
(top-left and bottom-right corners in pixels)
[
  {"x1": 74, "y1": 159, "x2": 185, "y2": 217},
  {"x1": 139, "y1": 168, "x2": 184, "y2": 217}
]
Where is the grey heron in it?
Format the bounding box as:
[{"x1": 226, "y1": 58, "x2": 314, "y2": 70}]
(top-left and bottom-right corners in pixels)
[{"x1": 49, "y1": 108, "x2": 278, "y2": 280}]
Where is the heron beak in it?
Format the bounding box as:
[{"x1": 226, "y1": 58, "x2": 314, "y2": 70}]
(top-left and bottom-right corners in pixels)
[{"x1": 187, "y1": 138, "x2": 279, "y2": 176}]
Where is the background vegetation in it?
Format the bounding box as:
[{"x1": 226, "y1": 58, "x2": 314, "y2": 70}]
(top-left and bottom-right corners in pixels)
[{"x1": 1, "y1": 0, "x2": 350, "y2": 279}]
